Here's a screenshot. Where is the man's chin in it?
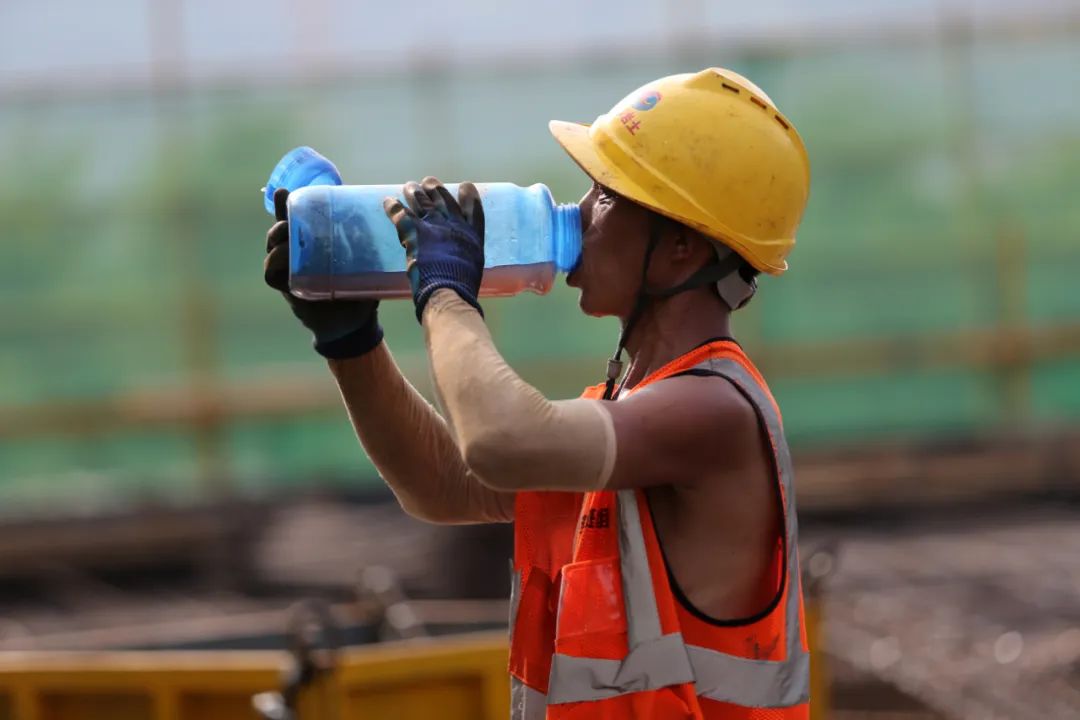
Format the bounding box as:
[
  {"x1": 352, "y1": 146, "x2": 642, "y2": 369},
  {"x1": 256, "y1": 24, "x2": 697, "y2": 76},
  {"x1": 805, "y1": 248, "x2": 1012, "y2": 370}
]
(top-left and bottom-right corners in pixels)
[
  {"x1": 567, "y1": 278, "x2": 607, "y2": 317},
  {"x1": 577, "y1": 293, "x2": 607, "y2": 318}
]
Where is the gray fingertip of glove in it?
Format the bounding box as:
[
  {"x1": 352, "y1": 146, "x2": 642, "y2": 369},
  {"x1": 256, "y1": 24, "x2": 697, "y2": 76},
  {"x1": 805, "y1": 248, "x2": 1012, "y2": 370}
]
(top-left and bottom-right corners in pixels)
[
  {"x1": 273, "y1": 187, "x2": 289, "y2": 221},
  {"x1": 383, "y1": 196, "x2": 420, "y2": 247},
  {"x1": 456, "y1": 182, "x2": 485, "y2": 236},
  {"x1": 420, "y1": 176, "x2": 458, "y2": 217},
  {"x1": 403, "y1": 181, "x2": 435, "y2": 217},
  {"x1": 263, "y1": 244, "x2": 289, "y2": 292},
  {"x1": 264, "y1": 197, "x2": 290, "y2": 292}
]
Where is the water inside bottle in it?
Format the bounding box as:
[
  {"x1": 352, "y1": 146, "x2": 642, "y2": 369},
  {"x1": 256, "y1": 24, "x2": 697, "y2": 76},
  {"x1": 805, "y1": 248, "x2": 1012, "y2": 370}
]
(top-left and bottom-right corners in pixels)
[{"x1": 291, "y1": 262, "x2": 556, "y2": 301}]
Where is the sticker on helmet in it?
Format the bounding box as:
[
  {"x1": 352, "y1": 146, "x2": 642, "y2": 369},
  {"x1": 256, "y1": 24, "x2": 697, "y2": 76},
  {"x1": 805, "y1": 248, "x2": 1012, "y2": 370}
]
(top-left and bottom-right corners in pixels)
[{"x1": 632, "y1": 91, "x2": 662, "y2": 111}]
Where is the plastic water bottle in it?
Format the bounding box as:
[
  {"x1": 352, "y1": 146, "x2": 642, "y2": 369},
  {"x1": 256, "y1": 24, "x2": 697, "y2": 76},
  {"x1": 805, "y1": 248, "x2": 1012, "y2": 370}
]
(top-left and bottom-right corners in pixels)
[{"x1": 263, "y1": 147, "x2": 582, "y2": 301}]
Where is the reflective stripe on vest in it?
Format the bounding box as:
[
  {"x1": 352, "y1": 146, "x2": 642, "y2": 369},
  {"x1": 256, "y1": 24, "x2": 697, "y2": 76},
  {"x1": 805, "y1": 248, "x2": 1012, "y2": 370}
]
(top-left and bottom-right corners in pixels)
[
  {"x1": 511, "y1": 675, "x2": 548, "y2": 720},
  {"x1": 509, "y1": 356, "x2": 809, "y2": 716}
]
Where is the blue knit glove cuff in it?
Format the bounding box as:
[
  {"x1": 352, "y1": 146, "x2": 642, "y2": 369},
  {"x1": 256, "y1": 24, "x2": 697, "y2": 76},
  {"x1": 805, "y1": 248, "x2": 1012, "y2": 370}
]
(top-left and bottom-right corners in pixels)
[
  {"x1": 312, "y1": 315, "x2": 384, "y2": 359},
  {"x1": 411, "y1": 260, "x2": 484, "y2": 323}
]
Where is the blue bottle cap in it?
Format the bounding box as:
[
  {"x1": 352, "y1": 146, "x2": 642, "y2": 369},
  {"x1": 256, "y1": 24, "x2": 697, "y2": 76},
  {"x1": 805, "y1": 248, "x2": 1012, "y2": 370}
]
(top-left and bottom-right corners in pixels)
[{"x1": 263, "y1": 146, "x2": 343, "y2": 215}]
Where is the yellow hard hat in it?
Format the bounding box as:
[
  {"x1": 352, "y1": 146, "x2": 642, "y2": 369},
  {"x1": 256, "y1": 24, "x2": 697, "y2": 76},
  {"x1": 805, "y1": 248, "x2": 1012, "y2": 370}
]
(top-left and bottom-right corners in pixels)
[{"x1": 549, "y1": 68, "x2": 810, "y2": 275}]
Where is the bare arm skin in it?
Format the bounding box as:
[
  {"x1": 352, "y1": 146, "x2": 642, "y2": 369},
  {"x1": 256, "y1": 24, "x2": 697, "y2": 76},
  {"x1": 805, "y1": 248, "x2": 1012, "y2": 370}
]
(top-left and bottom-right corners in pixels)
[
  {"x1": 327, "y1": 342, "x2": 515, "y2": 524},
  {"x1": 422, "y1": 291, "x2": 616, "y2": 492},
  {"x1": 422, "y1": 290, "x2": 755, "y2": 493}
]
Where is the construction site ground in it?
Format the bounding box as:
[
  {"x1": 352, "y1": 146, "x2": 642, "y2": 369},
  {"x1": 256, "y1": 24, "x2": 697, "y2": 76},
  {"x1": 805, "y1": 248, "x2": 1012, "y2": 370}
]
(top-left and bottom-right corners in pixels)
[{"x1": 0, "y1": 489, "x2": 1076, "y2": 719}]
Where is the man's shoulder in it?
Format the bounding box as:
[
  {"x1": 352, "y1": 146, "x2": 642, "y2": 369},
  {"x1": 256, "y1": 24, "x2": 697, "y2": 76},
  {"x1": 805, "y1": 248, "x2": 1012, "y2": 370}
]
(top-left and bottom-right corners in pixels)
[{"x1": 626, "y1": 372, "x2": 762, "y2": 444}]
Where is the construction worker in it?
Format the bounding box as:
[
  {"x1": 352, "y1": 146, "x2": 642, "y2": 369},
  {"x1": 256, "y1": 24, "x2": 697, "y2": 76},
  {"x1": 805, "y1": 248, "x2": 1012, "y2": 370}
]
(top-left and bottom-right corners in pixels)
[{"x1": 263, "y1": 68, "x2": 811, "y2": 719}]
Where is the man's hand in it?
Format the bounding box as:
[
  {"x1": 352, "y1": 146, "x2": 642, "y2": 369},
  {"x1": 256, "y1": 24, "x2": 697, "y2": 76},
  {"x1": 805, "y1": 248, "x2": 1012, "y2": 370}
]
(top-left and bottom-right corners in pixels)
[
  {"x1": 382, "y1": 177, "x2": 486, "y2": 322},
  {"x1": 264, "y1": 187, "x2": 384, "y2": 358}
]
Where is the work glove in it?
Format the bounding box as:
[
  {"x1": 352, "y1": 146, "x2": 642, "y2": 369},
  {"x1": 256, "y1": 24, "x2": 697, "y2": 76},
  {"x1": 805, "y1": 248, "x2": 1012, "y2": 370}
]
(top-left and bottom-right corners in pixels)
[
  {"x1": 382, "y1": 177, "x2": 486, "y2": 323},
  {"x1": 264, "y1": 188, "x2": 384, "y2": 359}
]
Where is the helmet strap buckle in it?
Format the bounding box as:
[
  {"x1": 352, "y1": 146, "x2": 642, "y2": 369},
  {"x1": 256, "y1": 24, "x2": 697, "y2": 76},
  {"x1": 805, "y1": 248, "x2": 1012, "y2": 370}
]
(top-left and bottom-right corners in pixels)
[
  {"x1": 715, "y1": 255, "x2": 758, "y2": 310},
  {"x1": 606, "y1": 357, "x2": 624, "y2": 382}
]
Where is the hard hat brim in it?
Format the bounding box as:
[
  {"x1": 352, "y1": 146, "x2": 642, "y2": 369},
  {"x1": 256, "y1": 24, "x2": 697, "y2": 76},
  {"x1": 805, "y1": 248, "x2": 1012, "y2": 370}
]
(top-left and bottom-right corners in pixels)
[{"x1": 548, "y1": 120, "x2": 659, "y2": 210}]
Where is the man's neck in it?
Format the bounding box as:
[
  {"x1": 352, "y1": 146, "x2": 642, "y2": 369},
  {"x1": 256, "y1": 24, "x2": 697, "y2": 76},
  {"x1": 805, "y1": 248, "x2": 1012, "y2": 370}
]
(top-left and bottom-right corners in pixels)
[{"x1": 621, "y1": 288, "x2": 733, "y2": 391}]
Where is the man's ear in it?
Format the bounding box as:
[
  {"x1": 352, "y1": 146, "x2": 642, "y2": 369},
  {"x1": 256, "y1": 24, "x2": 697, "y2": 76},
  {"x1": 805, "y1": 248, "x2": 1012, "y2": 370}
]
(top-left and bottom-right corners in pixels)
[{"x1": 672, "y1": 227, "x2": 718, "y2": 267}]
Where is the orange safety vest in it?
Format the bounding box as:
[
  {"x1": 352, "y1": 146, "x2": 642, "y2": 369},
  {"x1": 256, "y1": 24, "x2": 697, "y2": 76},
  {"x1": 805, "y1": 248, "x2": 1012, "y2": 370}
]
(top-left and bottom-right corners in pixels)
[{"x1": 508, "y1": 340, "x2": 810, "y2": 719}]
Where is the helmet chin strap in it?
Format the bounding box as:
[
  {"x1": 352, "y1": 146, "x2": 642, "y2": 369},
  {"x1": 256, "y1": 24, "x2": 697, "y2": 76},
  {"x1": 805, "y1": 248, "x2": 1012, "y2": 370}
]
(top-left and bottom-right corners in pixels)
[
  {"x1": 601, "y1": 217, "x2": 662, "y2": 401},
  {"x1": 600, "y1": 221, "x2": 757, "y2": 401}
]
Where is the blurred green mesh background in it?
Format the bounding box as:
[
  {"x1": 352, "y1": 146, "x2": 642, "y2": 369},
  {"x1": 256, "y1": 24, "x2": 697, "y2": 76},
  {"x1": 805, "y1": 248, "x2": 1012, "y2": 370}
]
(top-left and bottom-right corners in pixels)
[{"x1": 2, "y1": 40, "x2": 1079, "y2": 509}]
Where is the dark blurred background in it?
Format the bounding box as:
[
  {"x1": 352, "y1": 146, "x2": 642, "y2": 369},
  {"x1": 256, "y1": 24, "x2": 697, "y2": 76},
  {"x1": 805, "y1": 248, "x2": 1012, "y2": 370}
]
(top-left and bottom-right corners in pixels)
[{"x1": 2, "y1": 1, "x2": 1079, "y2": 718}]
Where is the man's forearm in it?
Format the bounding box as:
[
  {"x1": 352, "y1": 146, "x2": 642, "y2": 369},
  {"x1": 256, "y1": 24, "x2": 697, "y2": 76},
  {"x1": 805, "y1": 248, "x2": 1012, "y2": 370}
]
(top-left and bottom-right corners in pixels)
[
  {"x1": 421, "y1": 290, "x2": 616, "y2": 492},
  {"x1": 327, "y1": 342, "x2": 514, "y2": 523}
]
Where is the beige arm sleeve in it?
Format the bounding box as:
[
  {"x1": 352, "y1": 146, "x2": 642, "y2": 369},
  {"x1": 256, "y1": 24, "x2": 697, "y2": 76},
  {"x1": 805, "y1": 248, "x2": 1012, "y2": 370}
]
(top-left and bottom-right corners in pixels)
[
  {"x1": 328, "y1": 343, "x2": 515, "y2": 524},
  {"x1": 422, "y1": 290, "x2": 617, "y2": 492}
]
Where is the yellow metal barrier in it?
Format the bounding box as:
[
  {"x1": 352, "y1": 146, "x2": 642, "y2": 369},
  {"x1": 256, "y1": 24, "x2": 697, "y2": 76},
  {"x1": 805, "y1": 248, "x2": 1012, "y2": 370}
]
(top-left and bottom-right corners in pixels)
[
  {"x1": 0, "y1": 602, "x2": 827, "y2": 719},
  {"x1": 0, "y1": 632, "x2": 508, "y2": 720},
  {"x1": 0, "y1": 649, "x2": 282, "y2": 720}
]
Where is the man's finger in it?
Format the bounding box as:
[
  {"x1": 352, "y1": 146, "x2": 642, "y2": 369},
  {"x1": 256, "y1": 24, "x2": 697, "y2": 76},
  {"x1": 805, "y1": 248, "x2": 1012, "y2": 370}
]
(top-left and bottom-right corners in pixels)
[
  {"x1": 458, "y1": 182, "x2": 485, "y2": 240},
  {"x1": 273, "y1": 188, "x2": 290, "y2": 222},
  {"x1": 266, "y1": 220, "x2": 289, "y2": 253},
  {"x1": 403, "y1": 181, "x2": 435, "y2": 218}
]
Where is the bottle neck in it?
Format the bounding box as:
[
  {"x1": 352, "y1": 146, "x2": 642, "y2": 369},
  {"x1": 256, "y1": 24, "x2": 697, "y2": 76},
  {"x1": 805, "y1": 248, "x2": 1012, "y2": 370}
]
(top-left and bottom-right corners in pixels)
[{"x1": 552, "y1": 203, "x2": 582, "y2": 273}]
